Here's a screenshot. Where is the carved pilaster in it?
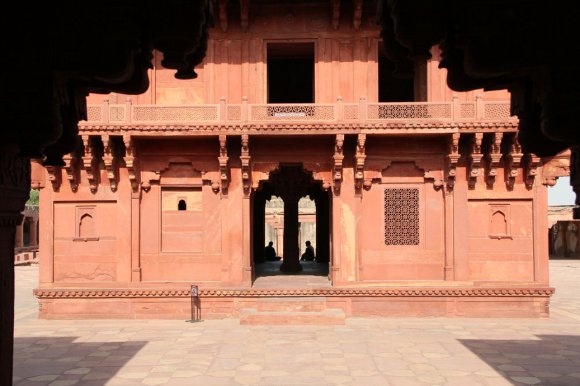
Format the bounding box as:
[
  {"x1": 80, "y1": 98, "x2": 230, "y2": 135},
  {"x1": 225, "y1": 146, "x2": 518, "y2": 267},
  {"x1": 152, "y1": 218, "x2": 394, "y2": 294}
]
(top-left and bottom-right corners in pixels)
[
  {"x1": 82, "y1": 135, "x2": 98, "y2": 193},
  {"x1": 63, "y1": 151, "x2": 80, "y2": 192},
  {"x1": 102, "y1": 135, "x2": 117, "y2": 192},
  {"x1": 486, "y1": 132, "x2": 503, "y2": 188},
  {"x1": 333, "y1": 134, "x2": 344, "y2": 194},
  {"x1": 218, "y1": 134, "x2": 229, "y2": 193},
  {"x1": 506, "y1": 134, "x2": 523, "y2": 190},
  {"x1": 123, "y1": 135, "x2": 139, "y2": 192},
  {"x1": 241, "y1": 133, "x2": 251, "y2": 196},
  {"x1": 468, "y1": 133, "x2": 484, "y2": 188},
  {"x1": 331, "y1": 0, "x2": 340, "y2": 30},
  {"x1": 354, "y1": 134, "x2": 366, "y2": 195},
  {"x1": 523, "y1": 153, "x2": 540, "y2": 189},
  {"x1": 446, "y1": 133, "x2": 460, "y2": 189},
  {"x1": 353, "y1": 0, "x2": 363, "y2": 30}
]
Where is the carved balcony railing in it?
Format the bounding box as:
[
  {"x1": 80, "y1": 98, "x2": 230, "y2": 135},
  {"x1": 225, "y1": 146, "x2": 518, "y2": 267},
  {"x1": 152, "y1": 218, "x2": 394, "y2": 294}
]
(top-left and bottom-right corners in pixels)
[{"x1": 80, "y1": 96, "x2": 515, "y2": 127}]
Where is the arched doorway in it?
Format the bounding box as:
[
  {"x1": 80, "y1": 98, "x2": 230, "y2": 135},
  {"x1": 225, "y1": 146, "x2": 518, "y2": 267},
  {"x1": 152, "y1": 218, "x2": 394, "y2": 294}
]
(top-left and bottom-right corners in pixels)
[{"x1": 252, "y1": 165, "x2": 331, "y2": 280}]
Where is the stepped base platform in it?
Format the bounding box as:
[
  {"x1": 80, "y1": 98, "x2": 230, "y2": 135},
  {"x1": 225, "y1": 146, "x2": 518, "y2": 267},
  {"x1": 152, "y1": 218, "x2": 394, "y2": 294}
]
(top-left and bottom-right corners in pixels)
[{"x1": 34, "y1": 285, "x2": 554, "y2": 320}]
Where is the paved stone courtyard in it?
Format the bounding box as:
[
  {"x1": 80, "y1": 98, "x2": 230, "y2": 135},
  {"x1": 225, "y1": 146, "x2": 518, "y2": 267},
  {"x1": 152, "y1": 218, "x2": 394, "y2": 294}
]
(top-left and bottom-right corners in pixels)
[{"x1": 12, "y1": 260, "x2": 580, "y2": 386}]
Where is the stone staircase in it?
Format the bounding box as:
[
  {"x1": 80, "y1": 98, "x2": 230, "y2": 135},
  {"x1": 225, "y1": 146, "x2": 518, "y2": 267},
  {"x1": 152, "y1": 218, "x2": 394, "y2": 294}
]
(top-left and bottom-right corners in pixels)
[{"x1": 239, "y1": 297, "x2": 345, "y2": 325}]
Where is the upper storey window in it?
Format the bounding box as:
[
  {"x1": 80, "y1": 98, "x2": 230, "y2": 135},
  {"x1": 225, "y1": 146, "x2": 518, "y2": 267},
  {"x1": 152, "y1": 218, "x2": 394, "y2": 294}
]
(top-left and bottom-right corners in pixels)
[
  {"x1": 267, "y1": 42, "x2": 314, "y2": 103},
  {"x1": 378, "y1": 46, "x2": 415, "y2": 102}
]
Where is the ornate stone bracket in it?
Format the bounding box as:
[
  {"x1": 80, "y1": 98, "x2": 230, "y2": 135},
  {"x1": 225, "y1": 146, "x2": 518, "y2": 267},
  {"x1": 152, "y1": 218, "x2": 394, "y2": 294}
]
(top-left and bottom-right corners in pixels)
[
  {"x1": 82, "y1": 135, "x2": 98, "y2": 193},
  {"x1": 241, "y1": 133, "x2": 251, "y2": 196},
  {"x1": 523, "y1": 153, "x2": 540, "y2": 189},
  {"x1": 354, "y1": 134, "x2": 366, "y2": 195},
  {"x1": 446, "y1": 133, "x2": 460, "y2": 189},
  {"x1": 506, "y1": 135, "x2": 523, "y2": 190},
  {"x1": 414, "y1": 159, "x2": 444, "y2": 190},
  {"x1": 123, "y1": 135, "x2": 139, "y2": 192},
  {"x1": 218, "y1": 134, "x2": 229, "y2": 193},
  {"x1": 468, "y1": 133, "x2": 483, "y2": 189},
  {"x1": 45, "y1": 165, "x2": 62, "y2": 191},
  {"x1": 333, "y1": 134, "x2": 344, "y2": 193},
  {"x1": 102, "y1": 135, "x2": 117, "y2": 192},
  {"x1": 486, "y1": 132, "x2": 503, "y2": 188},
  {"x1": 63, "y1": 152, "x2": 80, "y2": 192}
]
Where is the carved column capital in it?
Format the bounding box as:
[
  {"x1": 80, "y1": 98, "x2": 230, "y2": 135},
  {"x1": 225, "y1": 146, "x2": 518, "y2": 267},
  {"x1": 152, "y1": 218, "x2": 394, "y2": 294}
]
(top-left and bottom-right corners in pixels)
[
  {"x1": 241, "y1": 133, "x2": 251, "y2": 197},
  {"x1": 333, "y1": 134, "x2": 344, "y2": 194},
  {"x1": 218, "y1": 134, "x2": 229, "y2": 194},
  {"x1": 0, "y1": 152, "x2": 30, "y2": 226},
  {"x1": 446, "y1": 133, "x2": 460, "y2": 189},
  {"x1": 354, "y1": 134, "x2": 366, "y2": 195}
]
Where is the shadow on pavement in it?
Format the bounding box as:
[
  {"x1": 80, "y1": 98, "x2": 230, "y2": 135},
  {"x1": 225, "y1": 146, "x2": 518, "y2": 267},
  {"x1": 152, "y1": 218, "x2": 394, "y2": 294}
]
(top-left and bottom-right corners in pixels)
[
  {"x1": 13, "y1": 337, "x2": 146, "y2": 385},
  {"x1": 460, "y1": 335, "x2": 580, "y2": 386}
]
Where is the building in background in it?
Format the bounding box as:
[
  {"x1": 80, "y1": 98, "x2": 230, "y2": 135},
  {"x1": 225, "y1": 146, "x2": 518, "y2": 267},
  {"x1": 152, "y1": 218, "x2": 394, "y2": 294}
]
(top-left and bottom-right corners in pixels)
[{"x1": 32, "y1": 1, "x2": 564, "y2": 319}]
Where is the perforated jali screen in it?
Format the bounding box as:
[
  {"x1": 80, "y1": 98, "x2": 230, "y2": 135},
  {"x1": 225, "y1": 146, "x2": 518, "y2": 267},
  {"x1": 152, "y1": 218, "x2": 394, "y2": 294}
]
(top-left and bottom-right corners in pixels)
[{"x1": 384, "y1": 188, "x2": 419, "y2": 245}]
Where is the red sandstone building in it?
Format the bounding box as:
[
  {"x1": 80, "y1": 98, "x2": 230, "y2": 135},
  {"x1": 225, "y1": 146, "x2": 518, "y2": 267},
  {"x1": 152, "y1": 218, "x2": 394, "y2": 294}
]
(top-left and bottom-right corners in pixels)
[{"x1": 33, "y1": 2, "x2": 561, "y2": 320}]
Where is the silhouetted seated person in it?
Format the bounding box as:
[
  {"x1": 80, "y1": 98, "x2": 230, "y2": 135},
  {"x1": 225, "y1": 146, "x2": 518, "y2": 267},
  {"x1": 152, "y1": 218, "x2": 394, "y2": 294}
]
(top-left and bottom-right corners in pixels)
[
  {"x1": 300, "y1": 240, "x2": 315, "y2": 261},
  {"x1": 265, "y1": 241, "x2": 280, "y2": 261}
]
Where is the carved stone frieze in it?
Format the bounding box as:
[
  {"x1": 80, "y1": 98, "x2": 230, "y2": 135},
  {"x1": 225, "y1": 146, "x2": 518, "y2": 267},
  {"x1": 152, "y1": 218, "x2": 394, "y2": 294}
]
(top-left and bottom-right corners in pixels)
[{"x1": 33, "y1": 286, "x2": 555, "y2": 299}]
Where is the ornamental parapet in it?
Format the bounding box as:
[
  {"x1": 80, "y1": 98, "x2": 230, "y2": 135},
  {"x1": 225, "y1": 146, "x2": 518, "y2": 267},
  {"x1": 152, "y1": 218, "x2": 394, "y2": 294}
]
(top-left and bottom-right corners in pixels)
[{"x1": 79, "y1": 97, "x2": 517, "y2": 135}]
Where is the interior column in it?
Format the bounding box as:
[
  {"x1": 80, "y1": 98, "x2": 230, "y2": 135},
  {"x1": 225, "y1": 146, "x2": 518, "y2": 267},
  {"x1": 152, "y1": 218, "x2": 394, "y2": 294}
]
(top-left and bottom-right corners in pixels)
[{"x1": 280, "y1": 194, "x2": 302, "y2": 272}]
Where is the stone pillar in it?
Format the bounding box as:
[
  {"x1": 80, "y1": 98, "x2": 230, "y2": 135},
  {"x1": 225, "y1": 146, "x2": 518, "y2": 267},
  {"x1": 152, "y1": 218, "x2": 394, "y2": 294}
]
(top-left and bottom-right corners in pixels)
[
  {"x1": 315, "y1": 193, "x2": 330, "y2": 263},
  {"x1": 280, "y1": 195, "x2": 302, "y2": 272},
  {"x1": 253, "y1": 192, "x2": 266, "y2": 264},
  {"x1": 276, "y1": 226, "x2": 284, "y2": 256},
  {"x1": 571, "y1": 146, "x2": 580, "y2": 220},
  {"x1": 14, "y1": 219, "x2": 24, "y2": 248},
  {"x1": 0, "y1": 150, "x2": 30, "y2": 386}
]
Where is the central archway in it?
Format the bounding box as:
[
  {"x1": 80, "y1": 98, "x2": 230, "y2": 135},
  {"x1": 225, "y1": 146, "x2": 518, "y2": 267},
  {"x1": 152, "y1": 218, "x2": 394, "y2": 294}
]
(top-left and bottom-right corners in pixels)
[{"x1": 252, "y1": 164, "x2": 331, "y2": 277}]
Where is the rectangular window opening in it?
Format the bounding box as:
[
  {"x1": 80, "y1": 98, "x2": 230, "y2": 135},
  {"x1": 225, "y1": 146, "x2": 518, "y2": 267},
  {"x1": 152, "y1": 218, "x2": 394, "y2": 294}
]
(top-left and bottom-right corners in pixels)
[{"x1": 267, "y1": 42, "x2": 314, "y2": 104}]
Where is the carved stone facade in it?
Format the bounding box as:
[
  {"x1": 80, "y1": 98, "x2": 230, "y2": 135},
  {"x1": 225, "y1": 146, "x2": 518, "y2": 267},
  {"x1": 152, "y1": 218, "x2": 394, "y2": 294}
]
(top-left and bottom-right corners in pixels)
[{"x1": 34, "y1": 2, "x2": 553, "y2": 321}]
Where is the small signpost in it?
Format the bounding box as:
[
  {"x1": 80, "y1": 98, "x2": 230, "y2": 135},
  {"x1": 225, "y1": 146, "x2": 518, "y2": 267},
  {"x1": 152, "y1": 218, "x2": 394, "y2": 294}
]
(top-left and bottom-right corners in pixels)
[{"x1": 186, "y1": 284, "x2": 201, "y2": 323}]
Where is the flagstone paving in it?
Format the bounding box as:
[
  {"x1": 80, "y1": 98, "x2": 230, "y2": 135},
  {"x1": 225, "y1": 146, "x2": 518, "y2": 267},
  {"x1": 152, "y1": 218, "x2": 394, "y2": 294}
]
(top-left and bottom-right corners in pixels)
[{"x1": 12, "y1": 260, "x2": 580, "y2": 385}]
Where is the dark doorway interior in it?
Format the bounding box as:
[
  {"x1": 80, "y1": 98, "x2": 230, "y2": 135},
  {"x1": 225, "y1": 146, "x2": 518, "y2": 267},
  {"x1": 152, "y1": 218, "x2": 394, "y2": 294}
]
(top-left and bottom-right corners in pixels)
[
  {"x1": 378, "y1": 46, "x2": 415, "y2": 102},
  {"x1": 267, "y1": 42, "x2": 315, "y2": 103},
  {"x1": 252, "y1": 166, "x2": 330, "y2": 280}
]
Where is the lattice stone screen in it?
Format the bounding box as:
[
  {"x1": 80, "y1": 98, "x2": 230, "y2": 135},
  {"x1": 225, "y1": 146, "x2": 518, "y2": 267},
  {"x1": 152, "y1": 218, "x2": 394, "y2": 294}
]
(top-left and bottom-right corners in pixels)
[{"x1": 384, "y1": 188, "x2": 420, "y2": 245}]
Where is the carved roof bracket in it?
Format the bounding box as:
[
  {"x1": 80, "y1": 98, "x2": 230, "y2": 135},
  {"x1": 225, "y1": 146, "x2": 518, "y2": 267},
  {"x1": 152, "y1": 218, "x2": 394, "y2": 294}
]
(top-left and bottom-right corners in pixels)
[
  {"x1": 102, "y1": 134, "x2": 117, "y2": 192},
  {"x1": 82, "y1": 135, "x2": 98, "y2": 193},
  {"x1": 468, "y1": 133, "x2": 484, "y2": 189},
  {"x1": 523, "y1": 153, "x2": 540, "y2": 189},
  {"x1": 218, "y1": 134, "x2": 229, "y2": 194},
  {"x1": 331, "y1": 0, "x2": 340, "y2": 30},
  {"x1": 241, "y1": 133, "x2": 251, "y2": 196},
  {"x1": 63, "y1": 151, "x2": 80, "y2": 192},
  {"x1": 123, "y1": 135, "x2": 140, "y2": 192},
  {"x1": 333, "y1": 134, "x2": 344, "y2": 194},
  {"x1": 354, "y1": 134, "x2": 366, "y2": 195},
  {"x1": 486, "y1": 132, "x2": 503, "y2": 188},
  {"x1": 446, "y1": 133, "x2": 460, "y2": 189},
  {"x1": 505, "y1": 134, "x2": 523, "y2": 190}
]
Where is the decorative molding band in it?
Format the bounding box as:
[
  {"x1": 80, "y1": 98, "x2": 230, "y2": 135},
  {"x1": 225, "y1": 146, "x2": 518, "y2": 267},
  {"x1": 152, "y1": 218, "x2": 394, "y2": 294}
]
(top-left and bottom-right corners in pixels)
[{"x1": 34, "y1": 286, "x2": 555, "y2": 299}]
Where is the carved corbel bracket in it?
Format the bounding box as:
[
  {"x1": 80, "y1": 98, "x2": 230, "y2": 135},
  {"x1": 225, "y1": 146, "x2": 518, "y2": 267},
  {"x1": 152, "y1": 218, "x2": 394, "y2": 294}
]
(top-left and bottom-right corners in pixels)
[
  {"x1": 414, "y1": 159, "x2": 444, "y2": 190},
  {"x1": 354, "y1": 134, "x2": 366, "y2": 195},
  {"x1": 123, "y1": 135, "x2": 140, "y2": 192},
  {"x1": 333, "y1": 134, "x2": 344, "y2": 194},
  {"x1": 102, "y1": 135, "x2": 117, "y2": 192},
  {"x1": 218, "y1": 134, "x2": 229, "y2": 193},
  {"x1": 506, "y1": 135, "x2": 523, "y2": 190},
  {"x1": 82, "y1": 135, "x2": 98, "y2": 193},
  {"x1": 141, "y1": 170, "x2": 160, "y2": 192},
  {"x1": 63, "y1": 152, "x2": 79, "y2": 192},
  {"x1": 241, "y1": 133, "x2": 251, "y2": 196},
  {"x1": 362, "y1": 169, "x2": 381, "y2": 191},
  {"x1": 446, "y1": 133, "x2": 460, "y2": 189},
  {"x1": 486, "y1": 132, "x2": 503, "y2": 188},
  {"x1": 45, "y1": 165, "x2": 62, "y2": 191},
  {"x1": 468, "y1": 133, "x2": 484, "y2": 189},
  {"x1": 523, "y1": 153, "x2": 541, "y2": 189}
]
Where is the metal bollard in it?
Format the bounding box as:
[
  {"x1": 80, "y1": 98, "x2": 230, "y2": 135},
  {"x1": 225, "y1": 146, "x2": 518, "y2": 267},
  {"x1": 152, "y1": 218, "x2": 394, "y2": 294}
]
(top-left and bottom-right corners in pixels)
[{"x1": 186, "y1": 284, "x2": 202, "y2": 323}]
